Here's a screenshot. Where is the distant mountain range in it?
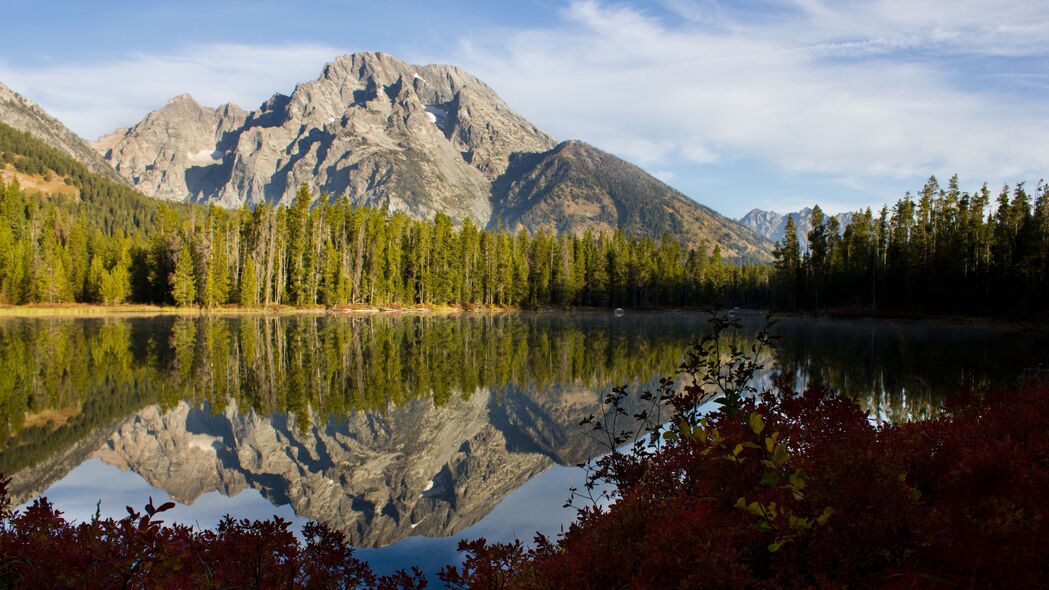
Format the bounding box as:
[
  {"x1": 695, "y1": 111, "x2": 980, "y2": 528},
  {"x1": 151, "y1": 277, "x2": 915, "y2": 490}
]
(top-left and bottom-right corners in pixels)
[
  {"x1": 738, "y1": 207, "x2": 855, "y2": 250},
  {"x1": 1, "y1": 52, "x2": 773, "y2": 259}
]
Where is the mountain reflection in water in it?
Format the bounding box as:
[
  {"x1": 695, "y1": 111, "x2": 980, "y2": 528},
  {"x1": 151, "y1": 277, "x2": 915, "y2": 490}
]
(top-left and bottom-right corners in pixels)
[{"x1": 0, "y1": 312, "x2": 1035, "y2": 554}]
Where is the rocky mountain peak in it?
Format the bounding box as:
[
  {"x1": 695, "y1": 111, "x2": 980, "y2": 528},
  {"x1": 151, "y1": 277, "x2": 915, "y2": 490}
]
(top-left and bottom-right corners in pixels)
[
  {"x1": 325, "y1": 51, "x2": 410, "y2": 86},
  {"x1": 96, "y1": 93, "x2": 248, "y2": 201},
  {"x1": 166, "y1": 92, "x2": 200, "y2": 106}
]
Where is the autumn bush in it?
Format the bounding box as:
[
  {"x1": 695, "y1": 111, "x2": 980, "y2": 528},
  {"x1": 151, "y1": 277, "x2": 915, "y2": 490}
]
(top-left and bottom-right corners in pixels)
[
  {"x1": 0, "y1": 493, "x2": 425, "y2": 589},
  {"x1": 440, "y1": 316, "x2": 1049, "y2": 589}
]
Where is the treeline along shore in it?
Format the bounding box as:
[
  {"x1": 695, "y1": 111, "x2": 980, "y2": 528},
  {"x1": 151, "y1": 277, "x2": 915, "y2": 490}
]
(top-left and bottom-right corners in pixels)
[{"x1": 2, "y1": 120, "x2": 1047, "y2": 316}]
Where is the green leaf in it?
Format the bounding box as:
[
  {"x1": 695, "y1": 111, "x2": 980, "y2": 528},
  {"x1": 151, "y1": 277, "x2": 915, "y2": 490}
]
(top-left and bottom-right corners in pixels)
[{"x1": 749, "y1": 412, "x2": 765, "y2": 435}]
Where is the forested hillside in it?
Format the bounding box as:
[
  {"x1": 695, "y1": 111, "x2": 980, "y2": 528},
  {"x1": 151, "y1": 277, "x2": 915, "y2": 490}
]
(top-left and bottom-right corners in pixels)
[
  {"x1": 0, "y1": 122, "x2": 181, "y2": 234},
  {"x1": 0, "y1": 121, "x2": 769, "y2": 309},
  {"x1": 771, "y1": 175, "x2": 1049, "y2": 314}
]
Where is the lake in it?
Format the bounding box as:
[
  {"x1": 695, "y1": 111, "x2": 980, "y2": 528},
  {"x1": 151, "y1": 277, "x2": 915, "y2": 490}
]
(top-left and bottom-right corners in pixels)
[{"x1": 0, "y1": 311, "x2": 1041, "y2": 577}]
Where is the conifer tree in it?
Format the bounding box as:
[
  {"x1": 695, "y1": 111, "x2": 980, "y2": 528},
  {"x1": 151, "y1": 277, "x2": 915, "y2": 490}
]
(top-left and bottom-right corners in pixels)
[
  {"x1": 320, "y1": 240, "x2": 342, "y2": 306},
  {"x1": 773, "y1": 215, "x2": 801, "y2": 308},
  {"x1": 170, "y1": 244, "x2": 196, "y2": 306},
  {"x1": 240, "y1": 255, "x2": 258, "y2": 307},
  {"x1": 101, "y1": 248, "x2": 131, "y2": 304},
  {"x1": 806, "y1": 205, "x2": 829, "y2": 307}
]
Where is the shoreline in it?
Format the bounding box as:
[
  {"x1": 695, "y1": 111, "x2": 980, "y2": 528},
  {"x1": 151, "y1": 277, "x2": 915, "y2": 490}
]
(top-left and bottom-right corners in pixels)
[
  {"x1": 0, "y1": 303, "x2": 532, "y2": 319},
  {"x1": 0, "y1": 303, "x2": 1041, "y2": 327}
]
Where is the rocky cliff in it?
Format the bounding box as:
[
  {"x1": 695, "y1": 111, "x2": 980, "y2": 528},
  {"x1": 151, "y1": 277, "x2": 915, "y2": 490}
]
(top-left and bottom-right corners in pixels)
[
  {"x1": 96, "y1": 53, "x2": 554, "y2": 225},
  {"x1": 93, "y1": 94, "x2": 247, "y2": 202}
]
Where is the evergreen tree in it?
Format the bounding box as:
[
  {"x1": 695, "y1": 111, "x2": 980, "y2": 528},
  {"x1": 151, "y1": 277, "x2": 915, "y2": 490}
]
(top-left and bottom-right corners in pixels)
[
  {"x1": 286, "y1": 184, "x2": 311, "y2": 305},
  {"x1": 87, "y1": 255, "x2": 106, "y2": 303},
  {"x1": 240, "y1": 255, "x2": 258, "y2": 307},
  {"x1": 806, "y1": 205, "x2": 829, "y2": 307},
  {"x1": 170, "y1": 244, "x2": 197, "y2": 306},
  {"x1": 773, "y1": 215, "x2": 801, "y2": 308}
]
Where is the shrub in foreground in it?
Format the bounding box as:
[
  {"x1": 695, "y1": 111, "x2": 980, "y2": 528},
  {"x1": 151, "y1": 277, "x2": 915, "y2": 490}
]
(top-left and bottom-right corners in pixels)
[
  {"x1": 440, "y1": 379, "x2": 1049, "y2": 589},
  {"x1": 0, "y1": 494, "x2": 425, "y2": 589}
]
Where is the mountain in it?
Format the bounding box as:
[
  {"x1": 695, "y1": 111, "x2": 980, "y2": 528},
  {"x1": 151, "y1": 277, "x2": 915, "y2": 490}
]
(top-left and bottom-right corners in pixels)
[
  {"x1": 96, "y1": 52, "x2": 771, "y2": 258},
  {"x1": 93, "y1": 94, "x2": 248, "y2": 202},
  {"x1": 739, "y1": 207, "x2": 855, "y2": 250},
  {"x1": 0, "y1": 81, "x2": 125, "y2": 184},
  {"x1": 96, "y1": 52, "x2": 553, "y2": 226},
  {"x1": 492, "y1": 140, "x2": 769, "y2": 257}
]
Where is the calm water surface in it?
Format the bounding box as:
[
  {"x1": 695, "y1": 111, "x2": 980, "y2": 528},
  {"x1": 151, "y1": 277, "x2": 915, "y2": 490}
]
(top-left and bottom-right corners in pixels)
[{"x1": 0, "y1": 311, "x2": 1041, "y2": 576}]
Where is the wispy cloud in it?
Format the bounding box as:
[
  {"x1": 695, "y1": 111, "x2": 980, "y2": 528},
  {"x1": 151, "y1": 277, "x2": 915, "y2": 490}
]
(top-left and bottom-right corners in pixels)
[
  {"x1": 0, "y1": 43, "x2": 346, "y2": 138},
  {"x1": 442, "y1": 0, "x2": 1049, "y2": 205}
]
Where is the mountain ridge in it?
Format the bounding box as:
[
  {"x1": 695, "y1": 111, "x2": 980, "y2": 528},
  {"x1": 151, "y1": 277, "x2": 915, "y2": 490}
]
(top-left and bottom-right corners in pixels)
[
  {"x1": 92, "y1": 51, "x2": 772, "y2": 258},
  {"x1": 739, "y1": 207, "x2": 856, "y2": 249}
]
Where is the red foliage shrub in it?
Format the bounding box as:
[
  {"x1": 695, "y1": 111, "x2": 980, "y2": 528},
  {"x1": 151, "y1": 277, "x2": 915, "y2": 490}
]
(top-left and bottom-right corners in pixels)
[
  {"x1": 441, "y1": 381, "x2": 1049, "y2": 589},
  {"x1": 0, "y1": 491, "x2": 426, "y2": 589}
]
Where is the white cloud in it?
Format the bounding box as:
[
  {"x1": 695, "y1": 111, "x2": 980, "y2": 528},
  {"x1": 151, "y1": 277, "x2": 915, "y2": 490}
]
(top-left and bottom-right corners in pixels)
[
  {"x1": 1, "y1": 1, "x2": 1047, "y2": 215},
  {"x1": 0, "y1": 43, "x2": 347, "y2": 138},
  {"x1": 442, "y1": 0, "x2": 1049, "y2": 198},
  {"x1": 679, "y1": 141, "x2": 719, "y2": 165}
]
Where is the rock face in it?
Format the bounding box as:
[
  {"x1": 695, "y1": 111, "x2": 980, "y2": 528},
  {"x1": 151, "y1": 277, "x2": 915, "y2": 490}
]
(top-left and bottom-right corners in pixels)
[
  {"x1": 97, "y1": 52, "x2": 771, "y2": 257},
  {"x1": 97, "y1": 53, "x2": 554, "y2": 224},
  {"x1": 739, "y1": 207, "x2": 855, "y2": 251},
  {"x1": 92, "y1": 382, "x2": 614, "y2": 548},
  {"x1": 0, "y1": 81, "x2": 125, "y2": 183},
  {"x1": 94, "y1": 94, "x2": 247, "y2": 202}
]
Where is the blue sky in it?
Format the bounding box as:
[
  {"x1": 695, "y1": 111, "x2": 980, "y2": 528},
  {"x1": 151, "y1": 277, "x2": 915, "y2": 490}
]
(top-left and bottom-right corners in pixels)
[{"x1": 3, "y1": 0, "x2": 1048, "y2": 217}]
